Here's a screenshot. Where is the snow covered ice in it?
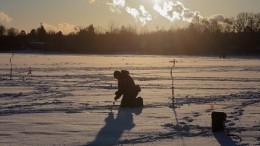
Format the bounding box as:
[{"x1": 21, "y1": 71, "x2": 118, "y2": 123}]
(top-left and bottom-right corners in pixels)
[{"x1": 0, "y1": 53, "x2": 259, "y2": 145}]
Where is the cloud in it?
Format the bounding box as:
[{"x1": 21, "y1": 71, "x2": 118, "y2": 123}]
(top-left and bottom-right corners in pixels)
[
  {"x1": 0, "y1": 11, "x2": 13, "y2": 23},
  {"x1": 107, "y1": 0, "x2": 152, "y2": 25},
  {"x1": 89, "y1": 0, "x2": 202, "y2": 25},
  {"x1": 107, "y1": 0, "x2": 126, "y2": 13},
  {"x1": 126, "y1": 5, "x2": 152, "y2": 25},
  {"x1": 111, "y1": 0, "x2": 126, "y2": 7},
  {"x1": 208, "y1": 14, "x2": 225, "y2": 22},
  {"x1": 43, "y1": 23, "x2": 80, "y2": 34},
  {"x1": 153, "y1": 1, "x2": 202, "y2": 22}
]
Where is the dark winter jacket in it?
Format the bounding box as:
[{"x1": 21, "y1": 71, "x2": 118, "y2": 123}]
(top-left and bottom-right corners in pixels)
[{"x1": 115, "y1": 70, "x2": 141, "y2": 107}]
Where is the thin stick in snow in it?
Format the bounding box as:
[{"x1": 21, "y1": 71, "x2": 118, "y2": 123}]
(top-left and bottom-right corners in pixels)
[
  {"x1": 170, "y1": 59, "x2": 179, "y2": 125},
  {"x1": 170, "y1": 59, "x2": 175, "y2": 103},
  {"x1": 10, "y1": 53, "x2": 14, "y2": 80}
]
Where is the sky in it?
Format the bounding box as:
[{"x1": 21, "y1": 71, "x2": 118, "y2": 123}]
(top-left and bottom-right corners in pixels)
[{"x1": 0, "y1": 0, "x2": 260, "y2": 34}]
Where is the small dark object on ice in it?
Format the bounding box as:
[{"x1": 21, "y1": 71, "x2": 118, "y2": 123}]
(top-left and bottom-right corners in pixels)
[
  {"x1": 212, "y1": 112, "x2": 227, "y2": 132},
  {"x1": 212, "y1": 111, "x2": 242, "y2": 142}
]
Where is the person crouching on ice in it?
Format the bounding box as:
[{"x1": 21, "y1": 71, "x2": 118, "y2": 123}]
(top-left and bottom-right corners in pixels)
[{"x1": 113, "y1": 70, "x2": 143, "y2": 108}]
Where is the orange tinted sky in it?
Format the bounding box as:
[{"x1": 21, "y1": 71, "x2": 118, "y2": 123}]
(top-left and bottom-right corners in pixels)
[{"x1": 0, "y1": 0, "x2": 259, "y2": 33}]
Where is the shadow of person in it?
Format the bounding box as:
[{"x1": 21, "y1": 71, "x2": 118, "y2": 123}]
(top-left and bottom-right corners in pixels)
[
  {"x1": 213, "y1": 131, "x2": 237, "y2": 146},
  {"x1": 86, "y1": 107, "x2": 143, "y2": 146}
]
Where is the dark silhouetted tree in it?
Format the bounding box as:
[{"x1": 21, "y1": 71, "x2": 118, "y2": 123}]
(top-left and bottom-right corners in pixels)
[
  {"x1": 36, "y1": 23, "x2": 47, "y2": 41},
  {"x1": 0, "y1": 25, "x2": 6, "y2": 37}
]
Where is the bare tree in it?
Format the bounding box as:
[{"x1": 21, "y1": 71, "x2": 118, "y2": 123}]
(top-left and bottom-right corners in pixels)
[
  {"x1": 234, "y1": 12, "x2": 253, "y2": 32},
  {"x1": 253, "y1": 13, "x2": 260, "y2": 32},
  {"x1": 7, "y1": 27, "x2": 18, "y2": 37},
  {"x1": 0, "y1": 25, "x2": 6, "y2": 37}
]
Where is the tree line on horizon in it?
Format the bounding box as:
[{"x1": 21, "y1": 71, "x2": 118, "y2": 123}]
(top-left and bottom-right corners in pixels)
[{"x1": 0, "y1": 12, "x2": 259, "y2": 56}]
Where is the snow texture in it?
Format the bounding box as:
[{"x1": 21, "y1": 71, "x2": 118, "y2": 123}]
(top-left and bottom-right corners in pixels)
[{"x1": 0, "y1": 54, "x2": 259, "y2": 145}]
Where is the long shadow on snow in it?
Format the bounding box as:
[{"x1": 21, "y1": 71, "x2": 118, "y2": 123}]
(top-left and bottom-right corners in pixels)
[
  {"x1": 86, "y1": 107, "x2": 143, "y2": 146},
  {"x1": 213, "y1": 132, "x2": 237, "y2": 146}
]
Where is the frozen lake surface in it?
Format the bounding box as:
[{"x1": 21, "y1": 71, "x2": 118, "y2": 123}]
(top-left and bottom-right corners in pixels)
[{"x1": 0, "y1": 54, "x2": 259, "y2": 145}]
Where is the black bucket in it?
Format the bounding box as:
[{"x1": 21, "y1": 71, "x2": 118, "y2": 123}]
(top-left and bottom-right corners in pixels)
[{"x1": 211, "y1": 112, "x2": 227, "y2": 133}]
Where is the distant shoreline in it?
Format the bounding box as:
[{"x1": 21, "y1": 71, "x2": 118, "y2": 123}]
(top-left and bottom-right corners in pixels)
[{"x1": 1, "y1": 51, "x2": 259, "y2": 59}]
